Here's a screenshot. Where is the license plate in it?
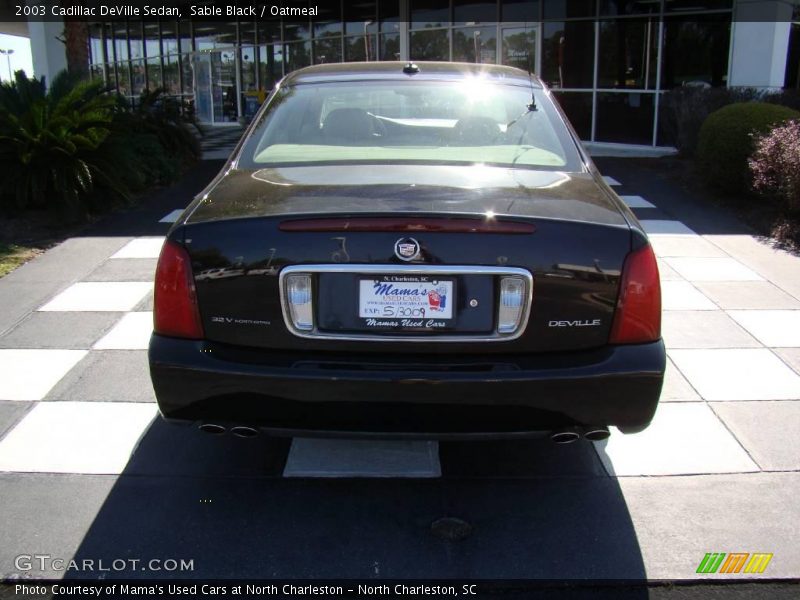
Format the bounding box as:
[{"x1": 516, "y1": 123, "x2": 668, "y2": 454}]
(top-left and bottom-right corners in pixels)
[{"x1": 358, "y1": 275, "x2": 454, "y2": 330}]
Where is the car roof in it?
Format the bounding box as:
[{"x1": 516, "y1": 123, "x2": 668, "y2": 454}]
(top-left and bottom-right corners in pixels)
[{"x1": 282, "y1": 61, "x2": 542, "y2": 88}]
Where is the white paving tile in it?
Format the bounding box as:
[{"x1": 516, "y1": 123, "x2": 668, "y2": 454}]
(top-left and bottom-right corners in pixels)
[
  {"x1": 110, "y1": 237, "x2": 165, "y2": 259},
  {"x1": 159, "y1": 209, "x2": 184, "y2": 223},
  {"x1": 0, "y1": 350, "x2": 87, "y2": 401},
  {"x1": 38, "y1": 282, "x2": 152, "y2": 312},
  {"x1": 728, "y1": 310, "x2": 800, "y2": 348},
  {"x1": 0, "y1": 401, "x2": 156, "y2": 474},
  {"x1": 664, "y1": 257, "x2": 763, "y2": 282},
  {"x1": 620, "y1": 195, "x2": 655, "y2": 208},
  {"x1": 661, "y1": 281, "x2": 718, "y2": 311},
  {"x1": 595, "y1": 403, "x2": 758, "y2": 476},
  {"x1": 641, "y1": 220, "x2": 697, "y2": 235},
  {"x1": 669, "y1": 349, "x2": 800, "y2": 401},
  {"x1": 283, "y1": 439, "x2": 441, "y2": 478},
  {"x1": 657, "y1": 258, "x2": 682, "y2": 281},
  {"x1": 649, "y1": 235, "x2": 727, "y2": 258},
  {"x1": 694, "y1": 282, "x2": 800, "y2": 310},
  {"x1": 662, "y1": 311, "x2": 760, "y2": 349},
  {"x1": 93, "y1": 312, "x2": 153, "y2": 350},
  {"x1": 661, "y1": 358, "x2": 701, "y2": 402},
  {"x1": 603, "y1": 175, "x2": 622, "y2": 186}
]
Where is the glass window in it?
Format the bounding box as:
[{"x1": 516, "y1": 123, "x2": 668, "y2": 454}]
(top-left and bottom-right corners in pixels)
[
  {"x1": 502, "y1": 0, "x2": 540, "y2": 21},
  {"x1": 543, "y1": 0, "x2": 596, "y2": 19},
  {"x1": 258, "y1": 21, "x2": 281, "y2": 44},
  {"x1": 116, "y1": 63, "x2": 131, "y2": 96},
  {"x1": 131, "y1": 60, "x2": 146, "y2": 96},
  {"x1": 241, "y1": 81, "x2": 582, "y2": 171},
  {"x1": 144, "y1": 23, "x2": 160, "y2": 58},
  {"x1": 345, "y1": 1, "x2": 379, "y2": 36},
  {"x1": 502, "y1": 27, "x2": 536, "y2": 72},
  {"x1": 163, "y1": 54, "x2": 180, "y2": 95},
  {"x1": 379, "y1": 33, "x2": 401, "y2": 60},
  {"x1": 104, "y1": 22, "x2": 115, "y2": 62},
  {"x1": 88, "y1": 23, "x2": 104, "y2": 65},
  {"x1": 410, "y1": 29, "x2": 451, "y2": 60},
  {"x1": 660, "y1": 18, "x2": 731, "y2": 89},
  {"x1": 194, "y1": 22, "x2": 237, "y2": 50},
  {"x1": 411, "y1": 0, "x2": 450, "y2": 29},
  {"x1": 105, "y1": 63, "x2": 117, "y2": 89},
  {"x1": 285, "y1": 41, "x2": 311, "y2": 72},
  {"x1": 146, "y1": 57, "x2": 163, "y2": 90},
  {"x1": 181, "y1": 54, "x2": 194, "y2": 95},
  {"x1": 259, "y1": 45, "x2": 283, "y2": 90},
  {"x1": 161, "y1": 21, "x2": 179, "y2": 55},
  {"x1": 112, "y1": 23, "x2": 128, "y2": 61},
  {"x1": 552, "y1": 91, "x2": 592, "y2": 138},
  {"x1": 240, "y1": 20, "x2": 256, "y2": 46},
  {"x1": 345, "y1": 35, "x2": 374, "y2": 62},
  {"x1": 599, "y1": 0, "x2": 659, "y2": 15},
  {"x1": 454, "y1": 0, "x2": 497, "y2": 25},
  {"x1": 597, "y1": 19, "x2": 658, "y2": 89},
  {"x1": 595, "y1": 91, "x2": 654, "y2": 144},
  {"x1": 542, "y1": 21, "x2": 595, "y2": 88},
  {"x1": 241, "y1": 46, "x2": 256, "y2": 91},
  {"x1": 284, "y1": 22, "x2": 311, "y2": 42},
  {"x1": 178, "y1": 19, "x2": 192, "y2": 52},
  {"x1": 380, "y1": 0, "x2": 401, "y2": 24},
  {"x1": 128, "y1": 22, "x2": 144, "y2": 60},
  {"x1": 664, "y1": 0, "x2": 733, "y2": 12},
  {"x1": 314, "y1": 37, "x2": 342, "y2": 64},
  {"x1": 453, "y1": 26, "x2": 498, "y2": 64}
]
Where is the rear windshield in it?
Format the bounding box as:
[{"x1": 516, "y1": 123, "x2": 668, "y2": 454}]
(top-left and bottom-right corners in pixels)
[{"x1": 237, "y1": 79, "x2": 582, "y2": 171}]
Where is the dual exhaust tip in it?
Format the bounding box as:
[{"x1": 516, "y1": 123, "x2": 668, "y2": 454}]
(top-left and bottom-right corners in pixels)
[
  {"x1": 551, "y1": 426, "x2": 610, "y2": 444},
  {"x1": 198, "y1": 423, "x2": 259, "y2": 438}
]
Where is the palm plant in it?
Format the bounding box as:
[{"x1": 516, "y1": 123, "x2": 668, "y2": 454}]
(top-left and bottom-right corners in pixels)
[{"x1": 0, "y1": 70, "x2": 121, "y2": 217}]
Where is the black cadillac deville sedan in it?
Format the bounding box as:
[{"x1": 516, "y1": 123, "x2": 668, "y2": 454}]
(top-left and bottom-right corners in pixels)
[{"x1": 149, "y1": 62, "x2": 664, "y2": 442}]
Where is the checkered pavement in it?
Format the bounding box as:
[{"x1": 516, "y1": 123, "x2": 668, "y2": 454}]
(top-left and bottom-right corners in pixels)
[{"x1": 0, "y1": 178, "x2": 798, "y2": 481}]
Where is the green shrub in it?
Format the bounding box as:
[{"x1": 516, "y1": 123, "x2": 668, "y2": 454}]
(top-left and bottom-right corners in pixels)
[
  {"x1": 0, "y1": 72, "x2": 200, "y2": 220},
  {"x1": 659, "y1": 87, "x2": 761, "y2": 156},
  {"x1": 696, "y1": 102, "x2": 800, "y2": 194},
  {"x1": 0, "y1": 70, "x2": 121, "y2": 217}
]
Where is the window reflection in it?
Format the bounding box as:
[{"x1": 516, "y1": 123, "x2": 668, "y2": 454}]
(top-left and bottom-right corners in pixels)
[
  {"x1": 453, "y1": 26, "x2": 498, "y2": 63},
  {"x1": 597, "y1": 18, "x2": 658, "y2": 89},
  {"x1": 661, "y1": 18, "x2": 731, "y2": 88},
  {"x1": 502, "y1": 27, "x2": 537, "y2": 71},
  {"x1": 542, "y1": 21, "x2": 595, "y2": 88},
  {"x1": 411, "y1": 29, "x2": 451, "y2": 60}
]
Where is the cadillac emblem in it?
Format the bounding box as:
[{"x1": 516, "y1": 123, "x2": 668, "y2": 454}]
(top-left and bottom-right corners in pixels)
[{"x1": 394, "y1": 237, "x2": 421, "y2": 261}]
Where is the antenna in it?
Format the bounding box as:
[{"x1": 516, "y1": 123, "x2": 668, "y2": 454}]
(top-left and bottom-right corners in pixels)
[{"x1": 526, "y1": 23, "x2": 537, "y2": 112}]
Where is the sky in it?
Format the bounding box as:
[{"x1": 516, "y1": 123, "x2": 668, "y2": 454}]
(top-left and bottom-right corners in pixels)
[{"x1": 0, "y1": 33, "x2": 33, "y2": 81}]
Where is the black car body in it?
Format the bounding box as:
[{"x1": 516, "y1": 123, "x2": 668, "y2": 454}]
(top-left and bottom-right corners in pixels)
[{"x1": 149, "y1": 62, "x2": 664, "y2": 440}]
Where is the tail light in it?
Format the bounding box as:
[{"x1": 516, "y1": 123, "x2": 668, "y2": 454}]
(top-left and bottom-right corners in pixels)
[
  {"x1": 154, "y1": 240, "x2": 204, "y2": 339},
  {"x1": 497, "y1": 276, "x2": 526, "y2": 334},
  {"x1": 609, "y1": 243, "x2": 661, "y2": 344},
  {"x1": 284, "y1": 273, "x2": 313, "y2": 331}
]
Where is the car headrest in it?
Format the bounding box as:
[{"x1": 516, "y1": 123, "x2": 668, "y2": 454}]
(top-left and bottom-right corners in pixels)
[{"x1": 321, "y1": 108, "x2": 376, "y2": 143}]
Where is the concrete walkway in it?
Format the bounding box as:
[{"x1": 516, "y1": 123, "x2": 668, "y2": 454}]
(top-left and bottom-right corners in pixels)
[{"x1": 0, "y1": 156, "x2": 798, "y2": 582}]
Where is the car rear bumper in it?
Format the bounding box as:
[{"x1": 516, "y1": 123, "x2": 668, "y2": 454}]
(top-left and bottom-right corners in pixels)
[{"x1": 148, "y1": 335, "x2": 665, "y2": 438}]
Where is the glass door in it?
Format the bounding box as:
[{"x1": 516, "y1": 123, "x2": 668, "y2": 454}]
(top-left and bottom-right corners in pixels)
[
  {"x1": 192, "y1": 51, "x2": 240, "y2": 125},
  {"x1": 501, "y1": 25, "x2": 539, "y2": 74}
]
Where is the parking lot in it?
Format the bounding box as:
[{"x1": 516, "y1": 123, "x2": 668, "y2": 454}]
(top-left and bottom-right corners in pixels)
[{"x1": 0, "y1": 142, "x2": 798, "y2": 582}]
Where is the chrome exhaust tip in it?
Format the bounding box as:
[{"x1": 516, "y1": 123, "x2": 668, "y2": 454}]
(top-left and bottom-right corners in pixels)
[
  {"x1": 550, "y1": 429, "x2": 581, "y2": 444},
  {"x1": 583, "y1": 427, "x2": 611, "y2": 442},
  {"x1": 230, "y1": 426, "x2": 259, "y2": 439},
  {"x1": 199, "y1": 423, "x2": 226, "y2": 435}
]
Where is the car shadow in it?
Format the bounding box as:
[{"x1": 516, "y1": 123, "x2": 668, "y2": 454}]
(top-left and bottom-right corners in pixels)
[{"x1": 65, "y1": 417, "x2": 648, "y2": 587}]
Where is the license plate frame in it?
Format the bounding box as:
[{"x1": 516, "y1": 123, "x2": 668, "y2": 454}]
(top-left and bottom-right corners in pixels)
[{"x1": 358, "y1": 275, "x2": 455, "y2": 332}]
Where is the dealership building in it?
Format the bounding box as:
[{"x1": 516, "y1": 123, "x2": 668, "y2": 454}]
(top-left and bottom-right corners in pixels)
[{"x1": 6, "y1": 0, "x2": 800, "y2": 149}]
